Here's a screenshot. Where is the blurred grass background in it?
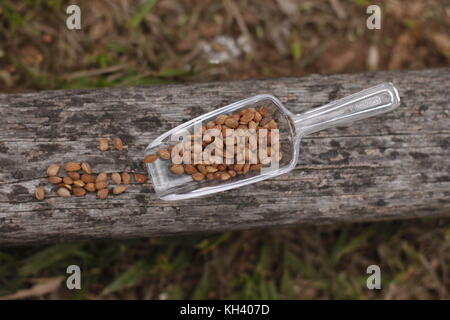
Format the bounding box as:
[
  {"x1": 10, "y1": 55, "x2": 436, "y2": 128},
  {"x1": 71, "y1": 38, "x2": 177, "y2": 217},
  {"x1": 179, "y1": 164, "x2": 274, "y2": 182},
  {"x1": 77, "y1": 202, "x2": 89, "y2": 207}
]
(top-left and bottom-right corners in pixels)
[{"x1": 0, "y1": 0, "x2": 449, "y2": 299}]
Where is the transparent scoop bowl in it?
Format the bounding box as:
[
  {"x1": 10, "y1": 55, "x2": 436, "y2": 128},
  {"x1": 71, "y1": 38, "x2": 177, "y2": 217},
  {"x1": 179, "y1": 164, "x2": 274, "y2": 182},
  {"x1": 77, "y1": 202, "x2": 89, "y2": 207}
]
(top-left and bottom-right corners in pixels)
[{"x1": 145, "y1": 83, "x2": 400, "y2": 200}]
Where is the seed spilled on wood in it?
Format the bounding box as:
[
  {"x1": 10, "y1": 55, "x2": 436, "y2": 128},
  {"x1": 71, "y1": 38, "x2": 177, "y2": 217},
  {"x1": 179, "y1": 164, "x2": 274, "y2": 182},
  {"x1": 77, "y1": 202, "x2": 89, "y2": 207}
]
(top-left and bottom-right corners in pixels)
[
  {"x1": 81, "y1": 174, "x2": 94, "y2": 183},
  {"x1": 81, "y1": 162, "x2": 92, "y2": 174},
  {"x1": 96, "y1": 172, "x2": 107, "y2": 183},
  {"x1": 68, "y1": 172, "x2": 80, "y2": 180},
  {"x1": 73, "y1": 187, "x2": 86, "y2": 197},
  {"x1": 35, "y1": 186, "x2": 45, "y2": 200},
  {"x1": 121, "y1": 172, "x2": 130, "y2": 184},
  {"x1": 113, "y1": 137, "x2": 124, "y2": 151},
  {"x1": 96, "y1": 180, "x2": 108, "y2": 190},
  {"x1": 64, "y1": 162, "x2": 81, "y2": 172},
  {"x1": 73, "y1": 180, "x2": 85, "y2": 187},
  {"x1": 57, "y1": 187, "x2": 71, "y2": 198},
  {"x1": 63, "y1": 176, "x2": 73, "y2": 185},
  {"x1": 85, "y1": 183, "x2": 96, "y2": 192},
  {"x1": 98, "y1": 138, "x2": 109, "y2": 151},
  {"x1": 46, "y1": 164, "x2": 60, "y2": 177},
  {"x1": 97, "y1": 188, "x2": 109, "y2": 199},
  {"x1": 48, "y1": 176, "x2": 62, "y2": 184},
  {"x1": 111, "y1": 172, "x2": 122, "y2": 184}
]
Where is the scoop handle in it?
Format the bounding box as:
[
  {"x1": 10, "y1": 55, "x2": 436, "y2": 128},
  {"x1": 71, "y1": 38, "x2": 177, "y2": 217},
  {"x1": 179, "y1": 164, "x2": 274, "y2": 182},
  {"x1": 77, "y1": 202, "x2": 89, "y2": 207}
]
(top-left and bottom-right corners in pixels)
[{"x1": 294, "y1": 83, "x2": 400, "y2": 137}]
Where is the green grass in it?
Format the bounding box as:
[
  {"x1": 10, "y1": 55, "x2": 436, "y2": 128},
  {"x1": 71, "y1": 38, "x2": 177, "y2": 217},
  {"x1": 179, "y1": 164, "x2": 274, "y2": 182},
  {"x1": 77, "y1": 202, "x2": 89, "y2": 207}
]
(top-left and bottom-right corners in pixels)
[
  {"x1": 0, "y1": 220, "x2": 448, "y2": 299},
  {"x1": 129, "y1": 0, "x2": 158, "y2": 29}
]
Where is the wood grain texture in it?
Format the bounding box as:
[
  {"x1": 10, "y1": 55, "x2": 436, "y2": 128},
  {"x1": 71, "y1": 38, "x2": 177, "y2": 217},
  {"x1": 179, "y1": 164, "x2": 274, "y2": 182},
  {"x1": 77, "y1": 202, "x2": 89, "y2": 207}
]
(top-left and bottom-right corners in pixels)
[{"x1": 0, "y1": 68, "x2": 449, "y2": 246}]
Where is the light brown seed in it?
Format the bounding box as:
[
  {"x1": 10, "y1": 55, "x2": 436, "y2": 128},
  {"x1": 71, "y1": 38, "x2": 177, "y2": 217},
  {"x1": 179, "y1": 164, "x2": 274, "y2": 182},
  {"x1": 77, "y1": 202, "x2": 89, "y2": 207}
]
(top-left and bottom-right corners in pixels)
[
  {"x1": 99, "y1": 138, "x2": 109, "y2": 151},
  {"x1": 113, "y1": 137, "x2": 124, "y2": 151},
  {"x1": 134, "y1": 173, "x2": 147, "y2": 184},
  {"x1": 64, "y1": 162, "x2": 81, "y2": 172},
  {"x1": 63, "y1": 176, "x2": 73, "y2": 185},
  {"x1": 48, "y1": 176, "x2": 62, "y2": 184},
  {"x1": 228, "y1": 170, "x2": 237, "y2": 177},
  {"x1": 253, "y1": 111, "x2": 262, "y2": 122},
  {"x1": 73, "y1": 180, "x2": 85, "y2": 187},
  {"x1": 81, "y1": 162, "x2": 92, "y2": 174},
  {"x1": 220, "y1": 172, "x2": 231, "y2": 181},
  {"x1": 267, "y1": 119, "x2": 278, "y2": 129},
  {"x1": 224, "y1": 118, "x2": 239, "y2": 129},
  {"x1": 232, "y1": 114, "x2": 240, "y2": 121},
  {"x1": 63, "y1": 184, "x2": 72, "y2": 191},
  {"x1": 121, "y1": 172, "x2": 130, "y2": 184},
  {"x1": 96, "y1": 181, "x2": 108, "y2": 190},
  {"x1": 206, "y1": 173, "x2": 215, "y2": 181},
  {"x1": 240, "y1": 111, "x2": 254, "y2": 123},
  {"x1": 73, "y1": 187, "x2": 86, "y2": 197},
  {"x1": 258, "y1": 106, "x2": 269, "y2": 116},
  {"x1": 248, "y1": 121, "x2": 257, "y2": 129},
  {"x1": 192, "y1": 172, "x2": 205, "y2": 181},
  {"x1": 68, "y1": 172, "x2": 80, "y2": 180},
  {"x1": 97, "y1": 188, "x2": 109, "y2": 199},
  {"x1": 206, "y1": 166, "x2": 218, "y2": 173},
  {"x1": 35, "y1": 186, "x2": 45, "y2": 200},
  {"x1": 158, "y1": 149, "x2": 171, "y2": 160},
  {"x1": 170, "y1": 164, "x2": 184, "y2": 175},
  {"x1": 85, "y1": 183, "x2": 96, "y2": 192},
  {"x1": 96, "y1": 172, "x2": 107, "y2": 183},
  {"x1": 239, "y1": 108, "x2": 249, "y2": 116},
  {"x1": 184, "y1": 164, "x2": 197, "y2": 174},
  {"x1": 46, "y1": 164, "x2": 60, "y2": 177},
  {"x1": 242, "y1": 164, "x2": 250, "y2": 174},
  {"x1": 218, "y1": 164, "x2": 227, "y2": 171},
  {"x1": 143, "y1": 154, "x2": 157, "y2": 163},
  {"x1": 57, "y1": 187, "x2": 71, "y2": 198},
  {"x1": 197, "y1": 165, "x2": 208, "y2": 175},
  {"x1": 215, "y1": 114, "x2": 228, "y2": 125},
  {"x1": 81, "y1": 174, "x2": 94, "y2": 183},
  {"x1": 113, "y1": 185, "x2": 127, "y2": 195},
  {"x1": 111, "y1": 172, "x2": 122, "y2": 184}
]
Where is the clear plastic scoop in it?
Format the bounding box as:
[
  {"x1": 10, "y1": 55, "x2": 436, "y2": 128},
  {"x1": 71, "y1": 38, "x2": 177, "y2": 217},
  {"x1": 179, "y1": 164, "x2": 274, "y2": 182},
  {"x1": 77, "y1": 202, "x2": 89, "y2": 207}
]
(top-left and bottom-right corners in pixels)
[{"x1": 145, "y1": 82, "x2": 400, "y2": 200}]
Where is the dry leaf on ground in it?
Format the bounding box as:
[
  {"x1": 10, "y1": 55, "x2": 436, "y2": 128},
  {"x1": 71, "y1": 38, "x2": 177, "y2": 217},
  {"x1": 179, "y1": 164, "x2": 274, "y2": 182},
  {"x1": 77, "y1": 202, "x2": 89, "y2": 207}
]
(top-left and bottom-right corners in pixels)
[{"x1": 0, "y1": 277, "x2": 63, "y2": 300}]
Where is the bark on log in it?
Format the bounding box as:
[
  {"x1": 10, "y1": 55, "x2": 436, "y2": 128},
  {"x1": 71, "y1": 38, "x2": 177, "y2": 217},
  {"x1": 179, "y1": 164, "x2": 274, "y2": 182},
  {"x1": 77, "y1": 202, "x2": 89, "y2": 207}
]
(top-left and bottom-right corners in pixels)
[{"x1": 0, "y1": 68, "x2": 449, "y2": 246}]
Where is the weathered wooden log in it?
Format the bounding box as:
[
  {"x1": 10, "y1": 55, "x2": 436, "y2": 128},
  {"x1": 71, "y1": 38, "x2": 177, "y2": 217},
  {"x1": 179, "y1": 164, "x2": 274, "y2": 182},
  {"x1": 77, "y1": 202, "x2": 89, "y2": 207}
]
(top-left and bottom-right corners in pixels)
[{"x1": 0, "y1": 68, "x2": 449, "y2": 246}]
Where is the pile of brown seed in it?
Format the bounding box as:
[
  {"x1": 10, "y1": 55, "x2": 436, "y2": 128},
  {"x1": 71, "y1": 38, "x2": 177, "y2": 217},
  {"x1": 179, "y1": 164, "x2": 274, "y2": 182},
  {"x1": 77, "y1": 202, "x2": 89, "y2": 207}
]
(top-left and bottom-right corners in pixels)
[
  {"x1": 35, "y1": 162, "x2": 148, "y2": 201},
  {"x1": 98, "y1": 136, "x2": 125, "y2": 152},
  {"x1": 143, "y1": 106, "x2": 282, "y2": 182}
]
